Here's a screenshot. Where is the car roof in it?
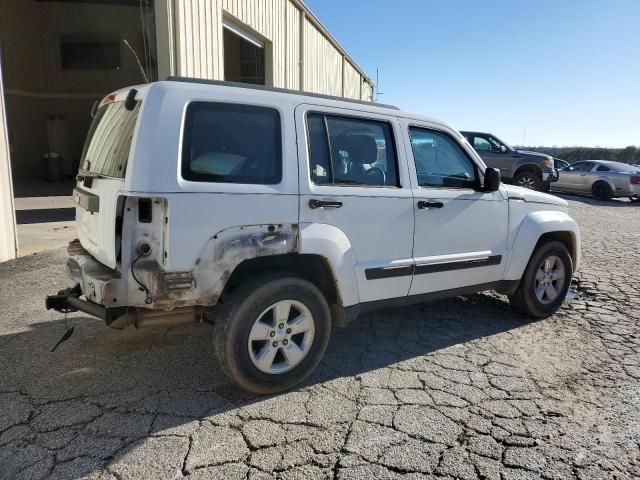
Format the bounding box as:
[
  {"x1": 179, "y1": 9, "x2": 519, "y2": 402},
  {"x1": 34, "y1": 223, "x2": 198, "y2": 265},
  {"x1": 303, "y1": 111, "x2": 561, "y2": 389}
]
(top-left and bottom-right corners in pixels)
[
  {"x1": 167, "y1": 76, "x2": 400, "y2": 110},
  {"x1": 109, "y1": 77, "x2": 456, "y2": 135},
  {"x1": 459, "y1": 131, "x2": 491, "y2": 136}
]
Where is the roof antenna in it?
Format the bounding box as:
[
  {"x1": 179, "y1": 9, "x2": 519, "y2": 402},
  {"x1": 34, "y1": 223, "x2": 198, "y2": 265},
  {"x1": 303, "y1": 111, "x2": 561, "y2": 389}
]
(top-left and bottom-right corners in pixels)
[
  {"x1": 123, "y1": 38, "x2": 149, "y2": 83},
  {"x1": 375, "y1": 68, "x2": 384, "y2": 102}
]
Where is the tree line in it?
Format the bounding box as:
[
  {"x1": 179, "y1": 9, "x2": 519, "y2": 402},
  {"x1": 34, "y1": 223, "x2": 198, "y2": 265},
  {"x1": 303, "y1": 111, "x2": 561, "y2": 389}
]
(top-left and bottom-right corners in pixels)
[{"x1": 518, "y1": 146, "x2": 640, "y2": 165}]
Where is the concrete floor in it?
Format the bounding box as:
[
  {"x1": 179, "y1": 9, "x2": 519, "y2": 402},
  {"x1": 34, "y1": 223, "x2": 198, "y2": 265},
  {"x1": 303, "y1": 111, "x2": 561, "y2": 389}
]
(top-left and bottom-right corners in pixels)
[{"x1": 13, "y1": 182, "x2": 76, "y2": 256}]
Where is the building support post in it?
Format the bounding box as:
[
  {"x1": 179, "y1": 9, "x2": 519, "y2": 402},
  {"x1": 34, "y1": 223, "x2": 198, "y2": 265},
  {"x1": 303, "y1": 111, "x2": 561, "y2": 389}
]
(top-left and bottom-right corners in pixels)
[
  {"x1": 299, "y1": 10, "x2": 305, "y2": 91},
  {"x1": 0, "y1": 50, "x2": 18, "y2": 261},
  {"x1": 341, "y1": 55, "x2": 345, "y2": 97},
  {"x1": 155, "y1": 0, "x2": 176, "y2": 80}
]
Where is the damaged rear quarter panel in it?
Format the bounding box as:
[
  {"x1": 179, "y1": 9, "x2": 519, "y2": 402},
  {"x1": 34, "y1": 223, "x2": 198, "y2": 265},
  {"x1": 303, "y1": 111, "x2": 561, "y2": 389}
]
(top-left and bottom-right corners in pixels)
[{"x1": 156, "y1": 224, "x2": 299, "y2": 307}]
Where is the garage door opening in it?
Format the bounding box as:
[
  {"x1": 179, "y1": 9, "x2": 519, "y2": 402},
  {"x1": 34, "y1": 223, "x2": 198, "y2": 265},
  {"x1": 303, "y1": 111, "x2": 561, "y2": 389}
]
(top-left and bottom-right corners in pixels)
[
  {"x1": 0, "y1": 0, "x2": 156, "y2": 255},
  {"x1": 223, "y1": 19, "x2": 267, "y2": 85}
]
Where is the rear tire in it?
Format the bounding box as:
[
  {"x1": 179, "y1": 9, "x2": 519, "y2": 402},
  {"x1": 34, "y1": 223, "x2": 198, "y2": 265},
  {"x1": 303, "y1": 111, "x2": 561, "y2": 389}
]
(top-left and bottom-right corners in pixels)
[
  {"x1": 213, "y1": 273, "x2": 331, "y2": 394},
  {"x1": 513, "y1": 171, "x2": 542, "y2": 190},
  {"x1": 592, "y1": 181, "x2": 613, "y2": 200},
  {"x1": 509, "y1": 241, "x2": 572, "y2": 318}
]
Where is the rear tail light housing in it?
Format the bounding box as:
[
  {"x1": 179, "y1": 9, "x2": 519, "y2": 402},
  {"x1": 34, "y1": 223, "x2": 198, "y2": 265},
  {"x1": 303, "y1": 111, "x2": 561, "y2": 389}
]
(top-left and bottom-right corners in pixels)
[{"x1": 631, "y1": 176, "x2": 640, "y2": 185}]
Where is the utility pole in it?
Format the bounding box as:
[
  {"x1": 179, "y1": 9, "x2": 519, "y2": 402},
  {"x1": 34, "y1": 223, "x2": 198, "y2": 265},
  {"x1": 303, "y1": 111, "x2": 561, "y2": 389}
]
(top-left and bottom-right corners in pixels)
[{"x1": 522, "y1": 127, "x2": 527, "y2": 148}]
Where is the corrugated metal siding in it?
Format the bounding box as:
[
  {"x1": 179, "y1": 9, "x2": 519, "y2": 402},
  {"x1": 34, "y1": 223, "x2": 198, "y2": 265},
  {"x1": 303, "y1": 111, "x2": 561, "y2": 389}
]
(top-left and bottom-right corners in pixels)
[
  {"x1": 361, "y1": 80, "x2": 373, "y2": 101},
  {"x1": 343, "y1": 61, "x2": 360, "y2": 99},
  {"x1": 285, "y1": 2, "x2": 300, "y2": 90},
  {"x1": 303, "y1": 17, "x2": 342, "y2": 96},
  {"x1": 173, "y1": 0, "x2": 371, "y2": 100}
]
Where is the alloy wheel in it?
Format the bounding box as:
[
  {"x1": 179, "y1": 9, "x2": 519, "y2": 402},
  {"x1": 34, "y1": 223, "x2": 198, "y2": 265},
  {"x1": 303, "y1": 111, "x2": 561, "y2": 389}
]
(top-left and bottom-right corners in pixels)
[
  {"x1": 534, "y1": 255, "x2": 566, "y2": 305},
  {"x1": 247, "y1": 300, "x2": 315, "y2": 374},
  {"x1": 516, "y1": 175, "x2": 538, "y2": 190}
]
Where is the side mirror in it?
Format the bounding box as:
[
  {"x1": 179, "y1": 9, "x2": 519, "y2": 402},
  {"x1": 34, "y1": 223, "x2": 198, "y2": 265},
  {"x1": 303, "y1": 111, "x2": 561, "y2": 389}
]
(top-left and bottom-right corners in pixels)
[{"x1": 483, "y1": 167, "x2": 501, "y2": 192}]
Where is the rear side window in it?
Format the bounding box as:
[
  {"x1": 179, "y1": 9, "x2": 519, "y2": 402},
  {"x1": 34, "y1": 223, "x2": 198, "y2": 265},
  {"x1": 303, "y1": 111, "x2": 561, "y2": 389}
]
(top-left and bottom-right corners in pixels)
[
  {"x1": 182, "y1": 102, "x2": 282, "y2": 184},
  {"x1": 596, "y1": 165, "x2": 610, "y2": 172},
  {"x1": 80, "y1": 101, "x2": 140, "y2": 178},
  {"x1": 307, "y1": 113, "x2": 399, "y2": 187}
]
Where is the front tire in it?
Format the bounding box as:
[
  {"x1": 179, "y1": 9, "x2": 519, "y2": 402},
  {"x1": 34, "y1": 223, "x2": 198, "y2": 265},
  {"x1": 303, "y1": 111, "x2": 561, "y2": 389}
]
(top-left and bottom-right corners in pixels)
[
  {"x1": 509, "y1": 241, "x2": 572, "y2": 318},
  {"x1": 513, "y1": 171, "x2": 542, "y2": 190},
  {"x1": 213, "y1": 273, "x2": 331, "y2": 394}
]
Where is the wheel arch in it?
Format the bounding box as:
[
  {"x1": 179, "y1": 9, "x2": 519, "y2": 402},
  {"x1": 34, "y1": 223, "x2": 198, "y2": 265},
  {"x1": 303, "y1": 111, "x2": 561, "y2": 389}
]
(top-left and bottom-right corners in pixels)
[
  {"x1": 513, "y1": 163, "x2": 543, "y2": 179},
  {"x1": 220, "y1": 253, "x2": 342, "y2": 307},
  {"x1": 215, "y1": 222, "x2": 360, "y2": 310},
  {"x1": 504, "y1": 210, "x2": 581, "y2": 281},
  {"x1": 590, "y1": 178, "x2": 616, "y2": 196}
]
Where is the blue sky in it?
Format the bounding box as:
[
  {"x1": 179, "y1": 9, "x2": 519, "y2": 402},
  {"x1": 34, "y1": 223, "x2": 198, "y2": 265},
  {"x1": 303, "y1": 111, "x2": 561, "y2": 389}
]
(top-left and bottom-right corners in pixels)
[{"x1": 305, "y1": 0, "x2": 639, "y2": 147}]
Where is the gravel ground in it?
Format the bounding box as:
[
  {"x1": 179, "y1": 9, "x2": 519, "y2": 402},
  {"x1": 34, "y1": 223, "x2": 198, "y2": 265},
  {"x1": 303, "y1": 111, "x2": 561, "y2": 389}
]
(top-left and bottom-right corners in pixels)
[{"x1": 1, "y1": 195, "x2": 639, "y2": 480}]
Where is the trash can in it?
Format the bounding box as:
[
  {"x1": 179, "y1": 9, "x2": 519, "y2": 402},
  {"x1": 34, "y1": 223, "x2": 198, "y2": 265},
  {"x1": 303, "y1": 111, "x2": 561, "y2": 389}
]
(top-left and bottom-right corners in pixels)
[{"x1": 44, "y1": 152, "x2": 64, "y2": 183}]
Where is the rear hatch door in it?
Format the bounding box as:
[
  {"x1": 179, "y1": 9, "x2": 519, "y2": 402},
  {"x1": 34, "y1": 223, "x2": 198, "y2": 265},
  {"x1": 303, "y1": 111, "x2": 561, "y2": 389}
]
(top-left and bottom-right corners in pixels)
[{"x1": 75, "y1": 93, "x2": 140, "y2": 268}]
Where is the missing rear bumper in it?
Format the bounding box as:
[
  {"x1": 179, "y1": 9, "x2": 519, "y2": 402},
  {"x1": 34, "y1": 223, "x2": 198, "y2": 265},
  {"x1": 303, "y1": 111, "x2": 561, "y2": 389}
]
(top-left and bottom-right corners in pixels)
[{"x1": 45, "y1": 283, "x2": 128, "y2": 325}]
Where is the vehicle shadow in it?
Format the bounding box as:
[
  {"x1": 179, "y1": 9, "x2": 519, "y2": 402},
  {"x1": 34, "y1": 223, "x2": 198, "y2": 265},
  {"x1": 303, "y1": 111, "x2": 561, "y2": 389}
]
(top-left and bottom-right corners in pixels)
[
  {"x1": 0, "y1": 291, "x2": 537, "y2": 478},
  {"x1": 551, "y1": 191, "x2": 637, "y2": 207}
]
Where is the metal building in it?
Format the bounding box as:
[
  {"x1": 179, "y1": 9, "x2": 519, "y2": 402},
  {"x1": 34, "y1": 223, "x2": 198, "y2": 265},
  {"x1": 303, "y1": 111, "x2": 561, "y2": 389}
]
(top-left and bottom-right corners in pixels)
[{"x1": 0, "y1": 0, "x2": 374, "y2": 261}]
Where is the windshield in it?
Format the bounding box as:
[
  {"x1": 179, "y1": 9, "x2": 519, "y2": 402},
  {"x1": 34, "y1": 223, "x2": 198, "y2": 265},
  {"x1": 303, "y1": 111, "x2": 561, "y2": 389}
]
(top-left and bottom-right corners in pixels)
[{"x1": 79, "y1": 101, "x2": 140, "y2": 178}]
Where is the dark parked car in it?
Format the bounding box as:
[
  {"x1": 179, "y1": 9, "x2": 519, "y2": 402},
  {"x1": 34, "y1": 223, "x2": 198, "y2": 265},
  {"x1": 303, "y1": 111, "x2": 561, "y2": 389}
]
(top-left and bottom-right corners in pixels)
[{"x1": 461, "y1": 131, "x2": 557, "y2": 191}]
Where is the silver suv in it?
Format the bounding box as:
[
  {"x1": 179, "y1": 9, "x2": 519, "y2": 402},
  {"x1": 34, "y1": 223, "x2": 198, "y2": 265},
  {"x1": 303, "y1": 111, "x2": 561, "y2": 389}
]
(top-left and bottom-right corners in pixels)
[{"x1": 461, "y1": 131, "x2": 558, "y2": 191}]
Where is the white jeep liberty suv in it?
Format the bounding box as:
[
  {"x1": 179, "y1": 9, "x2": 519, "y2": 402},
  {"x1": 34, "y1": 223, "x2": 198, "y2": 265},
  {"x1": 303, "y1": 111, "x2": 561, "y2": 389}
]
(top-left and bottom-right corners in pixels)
[{"x1": 47, "y1": 78, "x2": 580, "y2": 394}]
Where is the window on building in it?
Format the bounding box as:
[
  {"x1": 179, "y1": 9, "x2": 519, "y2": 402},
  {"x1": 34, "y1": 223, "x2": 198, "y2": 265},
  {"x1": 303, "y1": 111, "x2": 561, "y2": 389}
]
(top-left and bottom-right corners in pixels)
[
  {"x1": 223, "y1": 20, "x2": 266, "y2": 85},
  {"x1": 60, "y1": 34, "x2": 121, "y2": 70},
  {"x1": 182, "y1": 102, "x2": 282, "y2": 184},
  {"x1": 307, "y1": 113, "x2": 399, "y2": 187},
  {"x1": 409, "y1": 128, "x2": 477, "y2": 188}
]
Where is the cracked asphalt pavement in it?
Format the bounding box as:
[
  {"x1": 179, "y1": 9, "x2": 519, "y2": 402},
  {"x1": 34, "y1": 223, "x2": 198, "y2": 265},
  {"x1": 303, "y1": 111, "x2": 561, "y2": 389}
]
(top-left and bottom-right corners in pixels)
[{"x1": 1, "y1": 195, "x2": 639, "y2": 480}]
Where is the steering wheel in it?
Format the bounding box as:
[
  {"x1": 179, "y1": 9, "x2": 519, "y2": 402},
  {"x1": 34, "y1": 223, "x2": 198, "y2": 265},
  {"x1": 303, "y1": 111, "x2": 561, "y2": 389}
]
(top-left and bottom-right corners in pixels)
[{"x1": 365, "y1": 166, "x2": 386, "y2": 185}]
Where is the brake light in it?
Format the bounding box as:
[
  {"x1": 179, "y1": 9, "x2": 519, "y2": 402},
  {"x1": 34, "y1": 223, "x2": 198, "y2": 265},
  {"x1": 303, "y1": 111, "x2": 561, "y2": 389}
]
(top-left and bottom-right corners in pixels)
[
  {"x1": 100, "y1": 93, "x2": 116, "y2": 107},
  {"x1": 631, "y1": 176, "x2": 640, "y2": 185}
]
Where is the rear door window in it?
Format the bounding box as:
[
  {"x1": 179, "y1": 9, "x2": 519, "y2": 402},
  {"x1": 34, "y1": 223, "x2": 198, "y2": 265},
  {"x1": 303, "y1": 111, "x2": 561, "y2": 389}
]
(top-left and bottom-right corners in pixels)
[
  {"x1": 182, "y1": 102, "x2": 282, "y2": 184},
  {"x1": 306, "y1": 113, "x2": 399, "y2": 187},
  {"x1": 80, "y1": 101, "x2": 140, "y2": 178}
]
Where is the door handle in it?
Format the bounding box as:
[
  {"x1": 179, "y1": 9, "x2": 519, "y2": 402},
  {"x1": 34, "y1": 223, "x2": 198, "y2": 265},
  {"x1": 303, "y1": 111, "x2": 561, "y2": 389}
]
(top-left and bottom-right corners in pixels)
[
  {"x1": 417, "y1": 200, "x2": 444, "y2": 210},
  {"x1": 309, "y1": 199, "x2": 343, "y2": 209}
]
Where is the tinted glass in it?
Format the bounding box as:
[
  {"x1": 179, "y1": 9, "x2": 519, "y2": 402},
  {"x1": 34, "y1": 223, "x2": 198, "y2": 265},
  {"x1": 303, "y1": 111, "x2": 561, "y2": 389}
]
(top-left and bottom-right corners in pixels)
[
  {"x1": 307, "y1": 113, "x2": 399, "y2": 187},
  {"x1": 409, "y1": 128, "x2": 477, "y2": 188},
  {"x1": 80, "y1": 101, "x2": 140, "y2": 178},
  {"x1": 596, "y1": 165, "x2": 610, "y2": 172},
  {"x1": 473, "y1": 137, "x2": 492, "y2": 151},
  {"x1": 572, "y1": 162, "x2": 594, "y2": 172},
  {"x1": 182, "y1": 102, "x2": 281, "y2": 184},
  {"x1": 612, "y1": 163, "x2": 640, "y2": 173}
]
